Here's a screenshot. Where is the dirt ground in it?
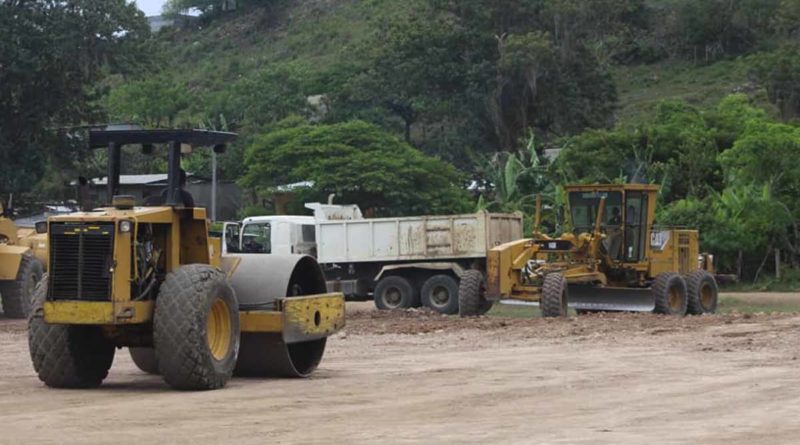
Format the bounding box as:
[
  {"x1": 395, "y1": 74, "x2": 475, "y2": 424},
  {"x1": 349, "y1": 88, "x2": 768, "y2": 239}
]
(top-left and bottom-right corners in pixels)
[{"x1": 2, "y1": 293, "x2": 800, "y2": 444}]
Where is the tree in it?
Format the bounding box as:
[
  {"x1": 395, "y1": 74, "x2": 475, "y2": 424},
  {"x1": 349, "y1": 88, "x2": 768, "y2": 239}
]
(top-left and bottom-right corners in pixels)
[
  {"x1": 106, "y1": 75, "x2": 190, "y2": 128},
  {"x1": 240, "y1": 120, "x2": 472, "y2": 216},
  {"x1": 749, "y1": 46, "x2": 800, "y2": 120},
  {"x1": 0, "y1": 0, "x2": 151, "y2": 198}
]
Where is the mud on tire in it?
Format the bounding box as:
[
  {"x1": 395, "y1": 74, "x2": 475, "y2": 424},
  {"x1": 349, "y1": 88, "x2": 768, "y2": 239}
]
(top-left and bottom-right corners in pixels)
[
  {"x1": 154, "y1": 264, "x2": 239, "y2": 390},
  {"x1": 28, "y1": 274, "x2": 115, "y2": 388},
  {"x1": 458, "y1": 270, "x2": 493, "y2": 317},
  {"x1": 1, "y1": 255, "x2": 44, "y2": 319},
  {"x1": 686, "y1": 270, "x2": 718, "y2": 315},
  {"x1": 541, "y1": 273, "x2": 568, "y2": 318},
  {"x1": 373, "y1": 276, "x2": 417, "y2": 310},
  {"x1": 420, "y1": 274, "x2": 460, "y2": 315},
  {"x1": 652, "y1": 272, "x2": 688, "y2": 316}
]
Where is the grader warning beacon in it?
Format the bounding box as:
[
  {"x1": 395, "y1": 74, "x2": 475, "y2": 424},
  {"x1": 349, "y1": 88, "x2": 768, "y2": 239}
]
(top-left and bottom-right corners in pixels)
[
  {"x1": 28, "y1": 129, "x2": 345, "y2": 390},
  {"x1": 0, "y1": 207, "x2": 46, "y2": 319},
  {"x1": 459, "y1": 184, "x2": 718, "y2": 317}
]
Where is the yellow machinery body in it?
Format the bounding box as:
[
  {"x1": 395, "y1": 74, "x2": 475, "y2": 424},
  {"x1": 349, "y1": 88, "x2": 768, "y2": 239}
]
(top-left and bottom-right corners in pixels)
[
  {"x1": 485, "y1": 184, "x2": 715, "y2": 313},
  {"x1": 41, "y1": 205, "x2": 344, "y2": 340}
]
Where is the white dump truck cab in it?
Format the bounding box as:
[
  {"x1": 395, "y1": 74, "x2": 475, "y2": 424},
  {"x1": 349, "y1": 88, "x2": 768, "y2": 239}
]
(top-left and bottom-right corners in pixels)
[{"x1": 224, "y1": 215, "x2": 317, "y2": 256}]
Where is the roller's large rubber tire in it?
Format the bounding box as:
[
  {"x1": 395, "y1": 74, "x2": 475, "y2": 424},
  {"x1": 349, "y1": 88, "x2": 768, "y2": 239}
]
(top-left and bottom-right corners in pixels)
[
  {"x1": 28, "y1": 274, "x2": 115, "y2": 388},
  {"x1": 686, "y1": 270, "x2": 718, "y2": 315},
  {"x1": 1, "y1": 255, "x2": 44, "y2": 319},
  {"x1": 420, "y1": 274, "x2": 459, "y2": 315},
  {"x1": 652, "y1": 272, "x2": 688, "y2": 316},
  {"x1": 373, "y1": 276, "x2": 417, "y2": 310},
  {"x1": 129, "y1": 347, "x2": 159, "y2": 375},
  {"x1": 458, "y1": 270, "x2": 493, "y2": 317},
  {"x1": 541, "y1": 273, "x2": 568, "y2": 318},
  {"x1": 154, "y1": 264, "x2": 240, "y2": 390}
]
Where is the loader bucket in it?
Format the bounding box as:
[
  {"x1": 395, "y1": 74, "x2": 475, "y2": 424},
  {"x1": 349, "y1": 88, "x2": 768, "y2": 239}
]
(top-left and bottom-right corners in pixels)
[
  {"x1": 226, "y1": 254, "x2": 330, "y2": 377},
  {"x1": 567, "y1": 285, "x2": 655, "y2": 312}
]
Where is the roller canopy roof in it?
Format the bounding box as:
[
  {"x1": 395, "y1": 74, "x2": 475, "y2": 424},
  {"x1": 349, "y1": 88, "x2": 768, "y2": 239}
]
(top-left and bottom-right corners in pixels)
[{"x1": 89, "y1": 129, "x2": 237, "y2": 148}]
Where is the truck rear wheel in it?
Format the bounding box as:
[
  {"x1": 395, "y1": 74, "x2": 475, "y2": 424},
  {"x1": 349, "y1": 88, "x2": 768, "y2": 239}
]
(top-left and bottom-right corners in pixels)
[
  {"x1": 29, "y1": 275, "x2": 115, "y2": 388},
  {"x1": 652, "y1": 272, "x2": 688, "y2": 316},
  {"x1": 154, "y1": 264, "x2": 240, "y2": 390},
  {"x1": 129, "y1": 347, "x2": 159, "y2": 374},
  {"x1": 1, "y1": 255, "x2": 44, "y2": 319},
  {"x1": 374, "y1": 276, "x2": 417, "y2": 310},
  {"x1": 541, "y1": 273, "x2": 568, "y2": 318},
  {"x1": 458, "y1": 270, "x2": 493, "y2": 316},
  {"x1": 686, "y1": 270, "x2": 718, "y2": 315},
  {"x1": 421, "y1": 274, "x2": 459, "y2": 314}
]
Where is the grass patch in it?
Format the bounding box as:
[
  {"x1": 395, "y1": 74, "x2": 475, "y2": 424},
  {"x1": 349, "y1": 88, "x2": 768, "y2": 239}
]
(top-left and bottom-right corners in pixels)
[{"x1": 718, "y1": 295, "x2": 800, "y2": 314}]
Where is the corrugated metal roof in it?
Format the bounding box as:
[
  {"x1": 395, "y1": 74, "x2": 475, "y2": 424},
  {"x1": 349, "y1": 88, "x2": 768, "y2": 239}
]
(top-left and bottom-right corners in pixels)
[{"x1": 91, "y1": 174, "x2": 168, "y2": 186}]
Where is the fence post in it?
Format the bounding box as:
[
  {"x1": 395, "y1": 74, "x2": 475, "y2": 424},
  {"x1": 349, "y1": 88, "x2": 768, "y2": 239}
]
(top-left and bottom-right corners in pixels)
[{"x1": 775, "y1": 248, "x2": 781, "y2": 280}]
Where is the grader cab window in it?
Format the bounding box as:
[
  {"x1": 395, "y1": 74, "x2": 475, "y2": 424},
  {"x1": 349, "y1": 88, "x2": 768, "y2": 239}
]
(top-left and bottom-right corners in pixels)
[
  {"x1": 569, "y1": 191, "x2": 624, "y2": 260},
  {"x1": 624, "y1": 192, "x2": 648, "y2": 262},
  {"x1": 242, "y1": 223, "x2": 271, "y2": 253}
]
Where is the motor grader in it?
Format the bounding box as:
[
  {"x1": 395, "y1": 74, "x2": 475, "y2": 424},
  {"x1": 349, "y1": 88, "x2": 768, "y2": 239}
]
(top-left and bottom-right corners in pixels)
[
  {"x1": 459, "y1": 184, "x2": 718, "y2": 317},
  {"x1": 28, "y1": 129, "x2": 345, "y2": 390},
  {"x1": 0, "y1": 209, "x2": 46, "y2": 319}
]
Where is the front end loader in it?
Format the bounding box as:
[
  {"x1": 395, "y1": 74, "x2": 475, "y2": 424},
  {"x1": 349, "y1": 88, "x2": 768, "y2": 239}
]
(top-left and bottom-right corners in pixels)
[
  {"x1": 28, "y1": 129, "x2": 345, "y2": 390},
  {"x1": 459, "y1": 184, "x2": 717, "y2": 318}
]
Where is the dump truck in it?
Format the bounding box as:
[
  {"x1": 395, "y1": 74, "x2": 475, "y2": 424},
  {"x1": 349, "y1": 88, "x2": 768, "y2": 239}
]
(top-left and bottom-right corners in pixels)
[
  {"x1": 224, "y1": 204, "x2": 523, "y2": 314},
  {"x1": 459, "y1": 184, "x2": 718, "y2": 317},
  {"x1": 28, "y1": 129, "x2": 344, "y2": 390},
  {"x1": 0, "y1": 211, "x2": 46, "y2": 319}
]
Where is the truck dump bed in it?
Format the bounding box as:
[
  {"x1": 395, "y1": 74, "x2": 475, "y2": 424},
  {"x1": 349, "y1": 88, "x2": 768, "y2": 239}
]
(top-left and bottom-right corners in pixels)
[{"x1": 312, "y1": 210, "x2": 523, "y2": 264}]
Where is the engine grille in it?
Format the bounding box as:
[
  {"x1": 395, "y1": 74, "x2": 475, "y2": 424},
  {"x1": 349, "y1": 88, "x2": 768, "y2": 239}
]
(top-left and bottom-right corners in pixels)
[{"x1": 49, "y1": 222, "x2": 115, "y2": 301}]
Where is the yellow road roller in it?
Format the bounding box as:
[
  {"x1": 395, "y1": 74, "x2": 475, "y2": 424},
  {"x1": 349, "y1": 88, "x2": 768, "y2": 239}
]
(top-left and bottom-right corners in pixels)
[{"x1": 28, "y1": 129, "x2": 345, "y2": 390}]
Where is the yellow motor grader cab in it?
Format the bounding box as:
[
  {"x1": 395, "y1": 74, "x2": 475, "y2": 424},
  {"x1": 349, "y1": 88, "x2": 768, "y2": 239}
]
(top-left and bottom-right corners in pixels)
[
  {"x1": 28, "y1": 129, "x2": 345, "y2": 390},
  {"x1": 459, "y1": 184, "x2": 717, "y2": 317},
  {"x1": 0, "y1": 206, "x2": 46, "y2": 319}
]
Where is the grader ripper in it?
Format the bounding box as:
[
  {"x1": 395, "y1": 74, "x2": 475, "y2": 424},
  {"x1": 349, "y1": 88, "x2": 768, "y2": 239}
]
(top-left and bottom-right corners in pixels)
[
  {"x1": 28, "y1": 129, "x2": 345, "y2": 390},
  {"x1": 459, "y1": 184, "x2": 718, "y2": 317}
]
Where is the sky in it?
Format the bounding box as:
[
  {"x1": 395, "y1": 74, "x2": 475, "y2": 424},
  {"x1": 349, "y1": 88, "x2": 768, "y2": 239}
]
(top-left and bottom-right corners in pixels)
[{"x1": 134, "y1": 0, "x2": 168, "y2": 16}]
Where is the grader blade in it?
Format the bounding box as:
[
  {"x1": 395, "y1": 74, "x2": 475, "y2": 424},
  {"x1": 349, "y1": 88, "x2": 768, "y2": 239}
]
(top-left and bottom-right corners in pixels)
[
  {"x1": 226, "y1": 254, "x2": 337, "y2": 377},
  {"x1": 567, "y1": 285, "x2": 655, "y2": 312}
]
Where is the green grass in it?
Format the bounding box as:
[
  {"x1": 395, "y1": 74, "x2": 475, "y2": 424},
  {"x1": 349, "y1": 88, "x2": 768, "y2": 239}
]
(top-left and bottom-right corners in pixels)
[{"x1": 484, "y1": 293, "x2": 800, "y2": 318}]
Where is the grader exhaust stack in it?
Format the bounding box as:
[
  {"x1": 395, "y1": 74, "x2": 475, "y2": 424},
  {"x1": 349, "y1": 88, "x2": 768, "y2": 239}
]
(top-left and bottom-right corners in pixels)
[
  {"x1": 28, "y1": 129, "x2": 344, "y2": 390},
  {"x1": 460, "y1": 184, "x2": 718, "y2": 318}
]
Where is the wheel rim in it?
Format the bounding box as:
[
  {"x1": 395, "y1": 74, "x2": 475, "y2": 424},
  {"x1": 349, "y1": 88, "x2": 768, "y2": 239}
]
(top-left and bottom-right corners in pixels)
[
  {"x1": 207, "y1": 297, "x2": 232, "y2": 361},
  {"x1": 668, "y1": 286, "x2": 682, "y2": 312},
  {"x1": 383, "y1": 287, "x2": 402, "y2": 308},
  {"x1": 430, "y1": 285, "x2": 451, "y2": 308},
  {"x1": 700, "y1": 283, "x2": 714, "y2": 309}
]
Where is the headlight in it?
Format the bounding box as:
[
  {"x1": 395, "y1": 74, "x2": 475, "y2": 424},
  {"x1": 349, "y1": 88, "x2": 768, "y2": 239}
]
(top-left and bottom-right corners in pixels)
[{"x1": 119, "y1": 220, "x2": 132, "y2": 233}]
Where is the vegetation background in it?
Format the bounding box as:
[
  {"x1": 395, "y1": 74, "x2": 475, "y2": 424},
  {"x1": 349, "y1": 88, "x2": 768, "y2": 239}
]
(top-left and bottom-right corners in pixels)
[{"x1": 3, "y1": 0, "x2": 800, "y2": 284}]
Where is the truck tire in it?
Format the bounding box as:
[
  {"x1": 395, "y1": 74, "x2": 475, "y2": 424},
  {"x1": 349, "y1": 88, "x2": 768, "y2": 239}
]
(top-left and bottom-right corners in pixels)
[
  {"x1": 374, "y1": 276, "x2": 417, "y2": 310},
  {"x1": 420, "y1": 274, "x2": 459, "y2": 314},
  {"x1": 458, "y1": 270, "x2": 493, "y2": 317},
  {"x1": 652, "y1": 272, "x2": 688, "y2": 316},
  {"x1": 686, "y1": 270, "x2": 718, "y2": 315},
  {"x1": 154, "y1": 264, "x2": 240, "y2": 390},
  {"x1": 129, "y1": 347, "x2": 159, "y2": 375},
  {"x1": 1, "y1": 255, "x2": 44, "y2": 319},
  {"x1": 29, "y1": 274, "x2": 115, "y2": 388},
  {"x1": 541, "y1": 273, "x2": 568, "y2": 318}
]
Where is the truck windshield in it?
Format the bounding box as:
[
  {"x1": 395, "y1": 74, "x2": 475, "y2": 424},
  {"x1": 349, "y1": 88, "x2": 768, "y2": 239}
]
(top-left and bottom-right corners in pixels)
[
  {"x1": 242, "y1": 222, "x2": 271, "y2": 253},
  {"x1": 569, "y1": 191, "x2": 623, "y2": 234}
]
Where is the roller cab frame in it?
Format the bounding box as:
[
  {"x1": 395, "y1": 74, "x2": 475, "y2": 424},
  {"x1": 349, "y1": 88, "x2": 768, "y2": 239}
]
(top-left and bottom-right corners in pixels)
[
  {"x1": 30, "y1": 129, "x2": 344, "y2": 390},
  {"x1": 481, "y1": 184, "x2": 717, "y2": 316}
]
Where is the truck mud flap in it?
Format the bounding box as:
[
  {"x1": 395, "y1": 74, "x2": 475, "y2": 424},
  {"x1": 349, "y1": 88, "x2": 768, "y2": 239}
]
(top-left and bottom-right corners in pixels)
[{"x1": 567, "y1": 285, "x2": 655, "y2": 312}]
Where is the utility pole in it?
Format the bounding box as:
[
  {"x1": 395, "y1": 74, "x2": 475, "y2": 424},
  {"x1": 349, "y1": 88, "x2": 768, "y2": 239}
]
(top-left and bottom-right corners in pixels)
[{"x1": 211, "y1": 150, "x2": 217, "y2": 221}]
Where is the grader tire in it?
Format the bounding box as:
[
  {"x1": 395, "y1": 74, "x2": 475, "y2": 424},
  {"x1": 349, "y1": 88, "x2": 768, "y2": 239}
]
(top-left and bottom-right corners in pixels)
[
  {"x1": 652, "y1": 272, "x2": 688, "y2": 316},
  {"x1": 458, "y1": 270, "x2": 493, "y2": 317},
  {"x1": 1, "y1": 255, "x2": 44, "y2": 319},
  {"x1": 686, "y1": 270, "x2": 718, "y2": 315},
  {"x1": 541, "y1": 273, "x2": 568, "y2": 318},
  {"x1": 129, "y1": 348, "x2": 159, "y2": 375},
  {"x1": 28, "y1": 274, "x2": 115, "y2": 388},
  {"x1": 154, "y1": 264, "x2": 240, "y2": 390}
]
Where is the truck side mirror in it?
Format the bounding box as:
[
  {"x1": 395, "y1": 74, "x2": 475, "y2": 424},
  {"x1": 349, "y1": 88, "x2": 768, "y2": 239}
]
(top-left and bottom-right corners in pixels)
[{"x1": 35, "y1": 221, "x2": 48, "y2": 234}]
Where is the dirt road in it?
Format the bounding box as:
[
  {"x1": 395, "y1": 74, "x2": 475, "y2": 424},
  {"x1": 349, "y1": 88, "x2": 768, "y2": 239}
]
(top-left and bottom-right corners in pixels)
[{"x1": 1, "y1": 296, "x2": 800, "y2": 444}]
